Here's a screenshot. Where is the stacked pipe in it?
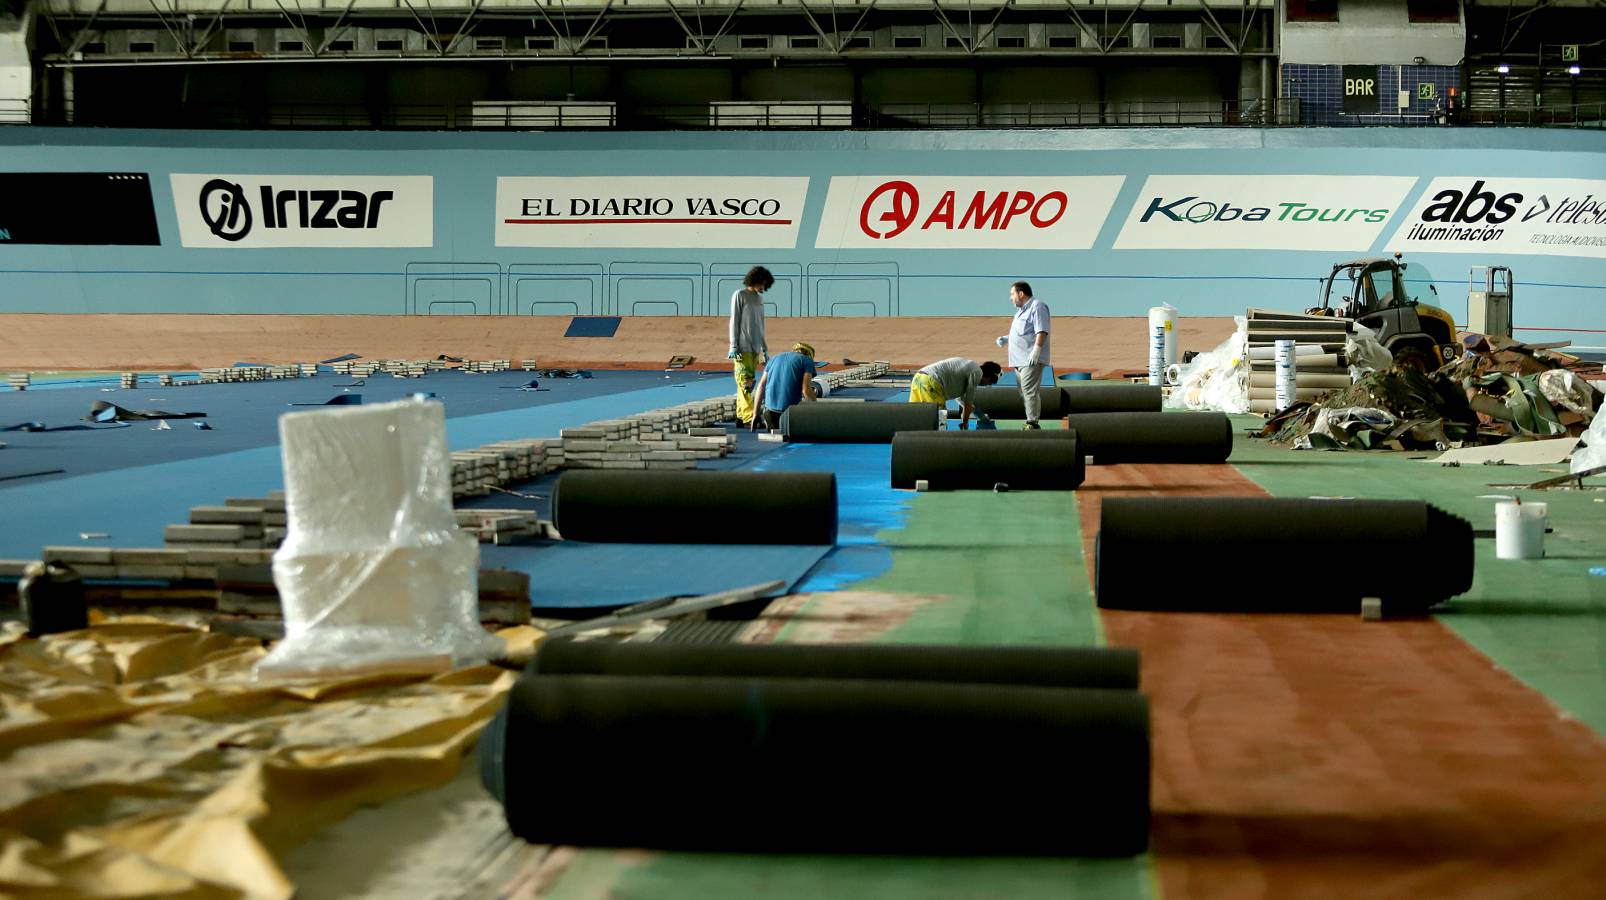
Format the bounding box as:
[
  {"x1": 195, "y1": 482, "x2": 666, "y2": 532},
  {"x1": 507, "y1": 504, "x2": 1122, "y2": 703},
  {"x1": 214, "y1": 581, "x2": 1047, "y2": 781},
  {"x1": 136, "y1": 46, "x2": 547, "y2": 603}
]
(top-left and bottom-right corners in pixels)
[
  {"x1": 1244, "y1": 308, "x2": 1353, "y2": 414},
  {"x1": 482, "y1": 642, "x2": 1152, "y2": 855}
]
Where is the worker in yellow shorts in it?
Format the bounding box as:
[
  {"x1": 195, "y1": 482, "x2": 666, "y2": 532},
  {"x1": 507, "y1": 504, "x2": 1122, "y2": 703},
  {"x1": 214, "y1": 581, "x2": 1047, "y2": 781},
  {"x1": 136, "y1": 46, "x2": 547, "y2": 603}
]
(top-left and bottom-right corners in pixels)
[
  {"x1": 728, "y1": 265, "x2": 774, "y2": 425},
  {"x1": 909, "y1": 357, "x2": 1001, "y2": 430}
]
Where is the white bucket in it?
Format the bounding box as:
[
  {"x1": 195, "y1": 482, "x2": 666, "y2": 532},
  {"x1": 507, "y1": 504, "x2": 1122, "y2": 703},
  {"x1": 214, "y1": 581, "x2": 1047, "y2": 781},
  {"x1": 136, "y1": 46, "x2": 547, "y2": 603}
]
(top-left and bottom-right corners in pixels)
[
  {"x1": 1274, "y1": 340, "x2": 1298, "y2": 412},
  {"x1": 1494, "y1": 500, "x2": 1547, "y2": 560}
]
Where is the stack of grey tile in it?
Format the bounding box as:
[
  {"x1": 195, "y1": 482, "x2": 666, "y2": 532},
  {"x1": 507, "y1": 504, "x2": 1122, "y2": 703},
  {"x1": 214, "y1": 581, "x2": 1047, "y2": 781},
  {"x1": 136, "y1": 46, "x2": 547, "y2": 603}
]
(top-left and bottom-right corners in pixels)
[
  {"x1": 38, "y1": 545, "x2": 274, "y2": 582},
  {"x1": 120, "y1": 372, "x2": 139, "y2": 389},
  {"x1": 299, "y1": 364, "x2": 319, "y2": 377},
  {"x1": 454, "y1": 509, "x2": 556, "y2": 545},
  {"x1": 6, "y1": 372, "x2": 28, "y2": 392}
]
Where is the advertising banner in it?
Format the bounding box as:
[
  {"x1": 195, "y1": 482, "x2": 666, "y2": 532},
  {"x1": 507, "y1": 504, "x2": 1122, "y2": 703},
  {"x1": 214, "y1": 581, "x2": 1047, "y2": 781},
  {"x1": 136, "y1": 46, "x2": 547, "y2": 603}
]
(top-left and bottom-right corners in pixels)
[
  {"x1": 0, "y1": 173, "x2": 160, "y2": 245},
  {"x1": 496, "y1": 177, "x2": 809, "y2": 248},
  {"x1": 1112, "y1": 175, "x2": 1418, "y2": 251},
  {"x1": 812, "y1": 176, "x2": 1124, "y2": 250},
  {"x1": 1385, "y1": 177, "x2": 1606, "y2": 259},
  {"x1": 171, "y1": 174, "x2": 433, "y2": 248}
]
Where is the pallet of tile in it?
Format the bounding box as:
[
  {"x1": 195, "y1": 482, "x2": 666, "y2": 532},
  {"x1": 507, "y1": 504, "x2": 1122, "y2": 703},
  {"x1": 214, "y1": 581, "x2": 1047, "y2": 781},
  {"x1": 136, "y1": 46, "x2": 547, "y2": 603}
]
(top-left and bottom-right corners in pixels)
[{"x1": 6, "y1": 372, "x2": 29, "y2": 391}]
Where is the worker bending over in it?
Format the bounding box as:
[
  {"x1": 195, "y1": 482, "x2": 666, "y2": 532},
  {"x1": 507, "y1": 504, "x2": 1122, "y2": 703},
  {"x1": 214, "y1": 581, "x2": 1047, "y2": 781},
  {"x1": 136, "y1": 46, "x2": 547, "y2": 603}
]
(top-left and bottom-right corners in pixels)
[
  {"x1": 752, "y1": 342, "x2": 818, "y2": 430},
  {"x1": 909, "y1": 357, "x2": 1002, "y2": 430}
]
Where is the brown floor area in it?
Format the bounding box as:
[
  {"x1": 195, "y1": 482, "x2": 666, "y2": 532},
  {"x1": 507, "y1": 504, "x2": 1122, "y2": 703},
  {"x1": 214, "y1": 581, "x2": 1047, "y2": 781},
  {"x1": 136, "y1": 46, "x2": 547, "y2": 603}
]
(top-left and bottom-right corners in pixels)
[
  {"x1": 1078, "y1": 464, "x2": 1606, "y2": 899},
  {"x1": 0, "y1": 313, "x2": 1236, "y2": 375}
]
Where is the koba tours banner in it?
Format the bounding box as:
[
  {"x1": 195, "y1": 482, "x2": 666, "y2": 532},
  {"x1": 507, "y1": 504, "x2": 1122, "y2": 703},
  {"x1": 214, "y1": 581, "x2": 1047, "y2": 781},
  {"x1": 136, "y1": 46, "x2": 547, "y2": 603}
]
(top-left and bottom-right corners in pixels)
[
  {"x1": 1112, "y1": 175, "x2": 1418, "y2": 251},
  {"x1": 171, "y1": 174, "x2": 434, "y2": 248},
  {"x1": 496, "y1": 177, "x2": 809, "y2": 248},
  {"x1": 1385, "y1": 177, "x2": 1606, "y2": 259},
  {"x1": 812, "y1": 176, "x2": 1124, "y2": 250}
]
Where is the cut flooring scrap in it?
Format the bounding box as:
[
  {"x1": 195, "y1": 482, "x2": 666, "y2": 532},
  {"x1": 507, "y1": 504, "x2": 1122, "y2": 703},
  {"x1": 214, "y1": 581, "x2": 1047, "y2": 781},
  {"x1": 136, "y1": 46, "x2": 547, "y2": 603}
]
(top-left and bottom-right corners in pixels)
[
  {"x1": 495, "y1": 541, "x2": 831, "y2": 615},
  {"x1": 1430, "y1": 436, "x2": 1580, "y2": 466}
]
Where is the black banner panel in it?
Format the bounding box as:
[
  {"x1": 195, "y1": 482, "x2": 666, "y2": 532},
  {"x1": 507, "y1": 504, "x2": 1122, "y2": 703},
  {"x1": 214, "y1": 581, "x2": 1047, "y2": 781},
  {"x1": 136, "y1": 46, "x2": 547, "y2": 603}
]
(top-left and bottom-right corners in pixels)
[{"x1": 0, "y1": 173, "x2": 161, "y2": 245}]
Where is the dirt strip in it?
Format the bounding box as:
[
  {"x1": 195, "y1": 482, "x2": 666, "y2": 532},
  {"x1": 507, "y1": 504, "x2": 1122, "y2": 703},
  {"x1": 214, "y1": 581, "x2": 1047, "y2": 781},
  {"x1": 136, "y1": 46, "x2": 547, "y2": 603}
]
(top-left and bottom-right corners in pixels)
[{"x1": 1078, "y1": 463, "x2": 1606, "y2": 900}]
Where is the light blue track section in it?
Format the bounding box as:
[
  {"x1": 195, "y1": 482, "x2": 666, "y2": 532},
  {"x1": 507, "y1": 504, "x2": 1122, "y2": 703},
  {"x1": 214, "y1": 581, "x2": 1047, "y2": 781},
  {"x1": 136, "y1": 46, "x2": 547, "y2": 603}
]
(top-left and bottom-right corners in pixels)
[{"x1": 0, "y1": 379, "x2": 732, "y2": 559}]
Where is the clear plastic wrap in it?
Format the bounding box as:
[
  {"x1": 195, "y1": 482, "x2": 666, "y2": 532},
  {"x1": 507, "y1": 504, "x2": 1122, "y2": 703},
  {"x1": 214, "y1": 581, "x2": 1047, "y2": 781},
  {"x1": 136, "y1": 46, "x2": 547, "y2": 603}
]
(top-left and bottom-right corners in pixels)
[
  {"x1": 1346, "y1": 323, "x2": 1393, "y2": 381},
  {"x1": 1537, "y1": 369, "x2": 1596, "y2": 419},
  {"x1": 1165, "y1": 316, "x2": 1248, "y2": 414},
  {"x1": 1572, "y1": 410, "x2": 1606, "y2": 475},
  {"x1": 257, "y1": 398, "x2": 502, "y2": 677}
]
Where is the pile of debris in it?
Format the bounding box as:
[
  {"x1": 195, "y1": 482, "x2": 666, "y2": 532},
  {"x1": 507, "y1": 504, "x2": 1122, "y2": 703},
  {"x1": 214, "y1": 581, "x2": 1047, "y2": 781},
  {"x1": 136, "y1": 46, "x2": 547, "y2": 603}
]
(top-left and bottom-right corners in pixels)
[{"x1": 1262, "y1": 334, "x2": 1602, "y2": 452}]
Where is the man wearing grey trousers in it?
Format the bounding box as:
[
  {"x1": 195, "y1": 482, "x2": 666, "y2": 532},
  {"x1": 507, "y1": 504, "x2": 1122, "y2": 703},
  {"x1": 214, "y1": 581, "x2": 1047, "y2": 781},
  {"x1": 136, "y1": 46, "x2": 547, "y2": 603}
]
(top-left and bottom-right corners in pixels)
[{"x1": 996, "y1": 281, "x2": 1052, "y2": 428}]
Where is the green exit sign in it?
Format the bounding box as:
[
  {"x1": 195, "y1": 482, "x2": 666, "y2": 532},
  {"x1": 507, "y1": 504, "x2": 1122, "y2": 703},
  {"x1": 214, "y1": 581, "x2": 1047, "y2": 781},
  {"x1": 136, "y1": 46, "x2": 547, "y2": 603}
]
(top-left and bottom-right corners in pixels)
[
  {"x1": 1417, "y1": 82, "x2": 1436, "y2": 99},
  {"x1": 1561, "y1": 45, "x2": 1579, "y2": 62}
]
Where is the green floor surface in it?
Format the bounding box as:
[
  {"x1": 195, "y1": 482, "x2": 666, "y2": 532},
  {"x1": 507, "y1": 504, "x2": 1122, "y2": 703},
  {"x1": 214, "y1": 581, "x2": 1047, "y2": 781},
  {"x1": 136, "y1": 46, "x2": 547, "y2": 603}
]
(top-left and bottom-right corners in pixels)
[
  {"x1": 1229, "y1": 415, "x2": 1606, "y2": 735},
  {"x1": 545, "y1": 476, "x2": 1156, "y2": 900}
]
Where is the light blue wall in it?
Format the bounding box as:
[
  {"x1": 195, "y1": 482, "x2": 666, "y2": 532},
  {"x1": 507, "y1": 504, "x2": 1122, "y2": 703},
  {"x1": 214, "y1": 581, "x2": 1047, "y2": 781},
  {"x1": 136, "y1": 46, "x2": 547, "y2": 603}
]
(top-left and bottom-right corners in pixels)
[{"x1": 0, "y1": 127, "x2": 1601, "y2": 345}]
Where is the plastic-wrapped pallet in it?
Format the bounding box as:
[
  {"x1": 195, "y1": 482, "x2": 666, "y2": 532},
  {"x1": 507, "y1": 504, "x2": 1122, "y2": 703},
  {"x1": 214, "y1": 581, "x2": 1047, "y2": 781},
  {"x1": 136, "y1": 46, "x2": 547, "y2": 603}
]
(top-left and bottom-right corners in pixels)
[{"x1": 259, "y1": 398, "x2": 501, "y2": 676}]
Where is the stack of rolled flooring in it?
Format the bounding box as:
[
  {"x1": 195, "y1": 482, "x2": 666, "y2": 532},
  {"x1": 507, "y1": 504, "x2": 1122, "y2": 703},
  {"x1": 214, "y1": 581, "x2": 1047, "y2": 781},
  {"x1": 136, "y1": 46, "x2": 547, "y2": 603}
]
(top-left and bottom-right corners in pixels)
[
  {"x1": 781, "y1": 401, "x2": 941, "y2": 443},
  {"x1": 890, "y1": 430, "x2": 1085, "y2": 490},
  {"x1": 1095, "y1": 497, "x2": 1474, "y2": 612},
  {"x1": 1244, "y1": 308, "x2": 1354, "y2": 413},
  {"x1": 482, "y1": 642, "x2": 1152, "y2": 855},
  {"x1": 551, "y1": 470, "x2": 837, "y2": 545}
]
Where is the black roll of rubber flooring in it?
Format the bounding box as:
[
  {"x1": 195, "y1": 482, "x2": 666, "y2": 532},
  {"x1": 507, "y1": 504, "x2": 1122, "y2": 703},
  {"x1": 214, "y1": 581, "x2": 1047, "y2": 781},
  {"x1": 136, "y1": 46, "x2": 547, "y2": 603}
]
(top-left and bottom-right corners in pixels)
[
  {"x1": 781, "y1": 401, "x2": 941, "y2": 443},
  {"x1": 1065, "y1": 412, "x2": 1233, "y2": 464},
  {"x1": 551, "y1": 470, "x2": 837, "y2": 545},
  {"x1": 482, "y1": 674, "x2": 1151, "y2": 855},
  {"x1": 890, "y1": 430, "x2": 1085, "y2": 490},
  {"x1": 971, "y1": 385, "x2": 1067, "y2": 420},
  {"x1": 1061, "y1": 384, "x2": 1163, "y2": 414},
  {"x1": 1095, "y1": 497, "x2": 1474, "y2": 612},
  {"x1": 533, "y1": 641, "x2": 1140, "y2": 691}
]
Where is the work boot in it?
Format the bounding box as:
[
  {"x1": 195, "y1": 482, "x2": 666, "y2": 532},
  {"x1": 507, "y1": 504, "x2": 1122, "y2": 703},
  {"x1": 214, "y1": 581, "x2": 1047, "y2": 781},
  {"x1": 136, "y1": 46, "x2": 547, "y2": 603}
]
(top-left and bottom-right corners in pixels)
[{"x1": 1024, "y1": 421, "x2": 1041, "y2": 430}]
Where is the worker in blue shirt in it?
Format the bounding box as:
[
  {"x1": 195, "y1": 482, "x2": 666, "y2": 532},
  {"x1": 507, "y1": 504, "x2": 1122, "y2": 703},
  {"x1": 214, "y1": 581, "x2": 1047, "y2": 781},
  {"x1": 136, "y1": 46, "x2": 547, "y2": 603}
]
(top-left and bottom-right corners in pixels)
[{"x1": 751, "y1": 342, "x2": 818, "y2": 430}]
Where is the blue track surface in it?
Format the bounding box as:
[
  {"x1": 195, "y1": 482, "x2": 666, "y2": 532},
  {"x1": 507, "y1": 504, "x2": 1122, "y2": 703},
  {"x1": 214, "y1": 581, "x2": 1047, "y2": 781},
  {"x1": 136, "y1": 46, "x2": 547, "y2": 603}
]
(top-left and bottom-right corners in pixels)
[{"x1": 0, "y1": 374, "x2": 734, "y2": 560}]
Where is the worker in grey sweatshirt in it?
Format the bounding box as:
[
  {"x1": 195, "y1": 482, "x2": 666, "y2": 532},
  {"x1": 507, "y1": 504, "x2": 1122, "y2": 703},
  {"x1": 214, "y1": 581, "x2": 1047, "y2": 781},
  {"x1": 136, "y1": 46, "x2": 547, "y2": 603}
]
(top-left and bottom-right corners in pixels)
[{"x1": 728, "y1": 265, "x2": 774, "y2": 426}]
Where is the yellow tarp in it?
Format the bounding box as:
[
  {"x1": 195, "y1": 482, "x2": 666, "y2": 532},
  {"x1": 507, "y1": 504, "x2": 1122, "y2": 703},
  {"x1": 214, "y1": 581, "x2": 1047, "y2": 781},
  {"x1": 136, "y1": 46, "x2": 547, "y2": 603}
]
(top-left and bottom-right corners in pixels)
[{"x1": 0, "y1": 619, "x2": 522, "y2": 899}]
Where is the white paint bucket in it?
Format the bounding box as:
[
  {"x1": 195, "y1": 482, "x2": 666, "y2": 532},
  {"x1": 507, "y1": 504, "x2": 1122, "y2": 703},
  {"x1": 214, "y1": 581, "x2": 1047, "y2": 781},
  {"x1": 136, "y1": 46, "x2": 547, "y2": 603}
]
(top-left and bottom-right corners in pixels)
[{"x1": 1494, "y1": 500, "x2": 1547, "y2": 560}]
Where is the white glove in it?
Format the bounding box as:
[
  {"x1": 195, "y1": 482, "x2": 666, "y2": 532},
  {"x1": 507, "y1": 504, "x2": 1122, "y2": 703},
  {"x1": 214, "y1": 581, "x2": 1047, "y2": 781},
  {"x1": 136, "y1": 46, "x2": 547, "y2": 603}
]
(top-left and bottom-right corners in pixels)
[
  {"x1": 1026, "y1": 346, "x2": 1041, "y2": 367},
  {"x1": 995, "y1": 335, "x2": 1008, "y2": 348}
]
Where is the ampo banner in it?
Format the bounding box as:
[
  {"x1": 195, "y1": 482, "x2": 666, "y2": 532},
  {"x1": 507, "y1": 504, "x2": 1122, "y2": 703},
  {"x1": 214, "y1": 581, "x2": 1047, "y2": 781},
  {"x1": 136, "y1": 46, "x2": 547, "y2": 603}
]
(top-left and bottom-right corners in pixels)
[
  {"x1": 1386, "y1": 177, "x2": 1606, "y2": 259},
  {"x1": 812, "y1": 176, "x2": 1124, "y2": 250},
  {"x1": 172, "y1": 174, "x2": 433, "y2": 248},
  {"x1": 1113, "y1": 175, "x2": 1418, "y2": 251},
  {"x1": 496, "y1": 177, "x2": 809, "y2": 248}
]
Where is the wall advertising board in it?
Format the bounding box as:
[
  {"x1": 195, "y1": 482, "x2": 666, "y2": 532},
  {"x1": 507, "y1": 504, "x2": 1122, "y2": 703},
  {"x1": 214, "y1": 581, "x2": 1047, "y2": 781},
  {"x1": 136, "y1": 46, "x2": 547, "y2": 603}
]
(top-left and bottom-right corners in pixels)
[
  {"x1": 812, "y1": 176, "x2": 1124, "y2": 250},
  {"x1": 1112, "y1": 175, "x2": 1418, "y2": 251},
  {"x1": 1386, "y1": 177, "x2": 1606, "y2": 259},
  {"x1": 495, "y1": 177, "x2": 809, "y2": 248},
  {"x1": 171, "y1": 174, "x2": 434, "y2": 248}
]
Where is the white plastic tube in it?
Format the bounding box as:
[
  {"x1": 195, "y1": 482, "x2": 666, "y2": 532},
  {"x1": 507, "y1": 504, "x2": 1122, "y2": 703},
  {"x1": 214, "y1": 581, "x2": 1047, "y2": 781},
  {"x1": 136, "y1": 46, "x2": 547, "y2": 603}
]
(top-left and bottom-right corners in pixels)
[
  {"x1": 1148, "y1": 304, "x2": 1179, "y2": 367},
  {"x1": 1274, "y1": 340, "x2": 1298, "y2": 412}
]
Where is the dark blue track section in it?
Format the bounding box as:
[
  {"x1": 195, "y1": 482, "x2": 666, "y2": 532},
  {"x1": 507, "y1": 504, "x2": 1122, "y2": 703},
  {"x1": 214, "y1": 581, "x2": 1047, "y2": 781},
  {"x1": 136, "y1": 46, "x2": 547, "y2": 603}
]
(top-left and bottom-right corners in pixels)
[{"x1": 0, "y1": 369, "x2": 726, "y2": 487}]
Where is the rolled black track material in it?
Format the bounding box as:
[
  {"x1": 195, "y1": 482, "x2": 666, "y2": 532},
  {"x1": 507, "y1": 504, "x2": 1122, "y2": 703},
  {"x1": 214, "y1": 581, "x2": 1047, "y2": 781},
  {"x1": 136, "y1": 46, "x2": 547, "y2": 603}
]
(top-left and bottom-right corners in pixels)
[
  {"x1": 483, "y1": 674, "x2": 1151, "y2": 855},
  {"x1": 1060, "y1": 384, "x2": 1164, "y2": 415},
  {"x1": 780, "y1": 402, "x2": 941, "y2": 443},
  {"x1": 551, "y1": 470, "x2": 837, "y2": 545},
  {"x1": 533, "y1": 641, "x2": 1141, "y2": 690},
  {"x1": 1065, "y1": 412, "x2": 1233, "y2": 464},
  {"x1": 971, "y1": 385, "x2": 1068, "y2": 420},
  {"x1": 1095, "y1": 497, "x2": 1473, "y2": 612},
  {"x1": 890, "y1": 431, "x2": 1085, "y2": 490}
]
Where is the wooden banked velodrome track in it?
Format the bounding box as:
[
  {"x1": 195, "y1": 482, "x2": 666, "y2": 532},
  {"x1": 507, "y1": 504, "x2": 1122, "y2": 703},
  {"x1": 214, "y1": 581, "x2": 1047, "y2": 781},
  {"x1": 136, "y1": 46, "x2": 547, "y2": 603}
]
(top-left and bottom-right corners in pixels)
[{"x1": 0, "y1": 313, "x2": 1237, "y2": 375}]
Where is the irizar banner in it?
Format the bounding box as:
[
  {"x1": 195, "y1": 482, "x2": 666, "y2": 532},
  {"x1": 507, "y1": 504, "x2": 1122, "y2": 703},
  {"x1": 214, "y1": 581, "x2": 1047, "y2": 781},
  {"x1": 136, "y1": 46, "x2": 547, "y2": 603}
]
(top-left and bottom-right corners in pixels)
[
  {"x1": 172, "y1": 174, "x2": 433, "y2": 248},
  {"x1": 1386, "y1": 177, "x2": 1606, "y2": 259},
  {"x1": 1113, "y1": 175, "x2": 1418, "y2": 251}
]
